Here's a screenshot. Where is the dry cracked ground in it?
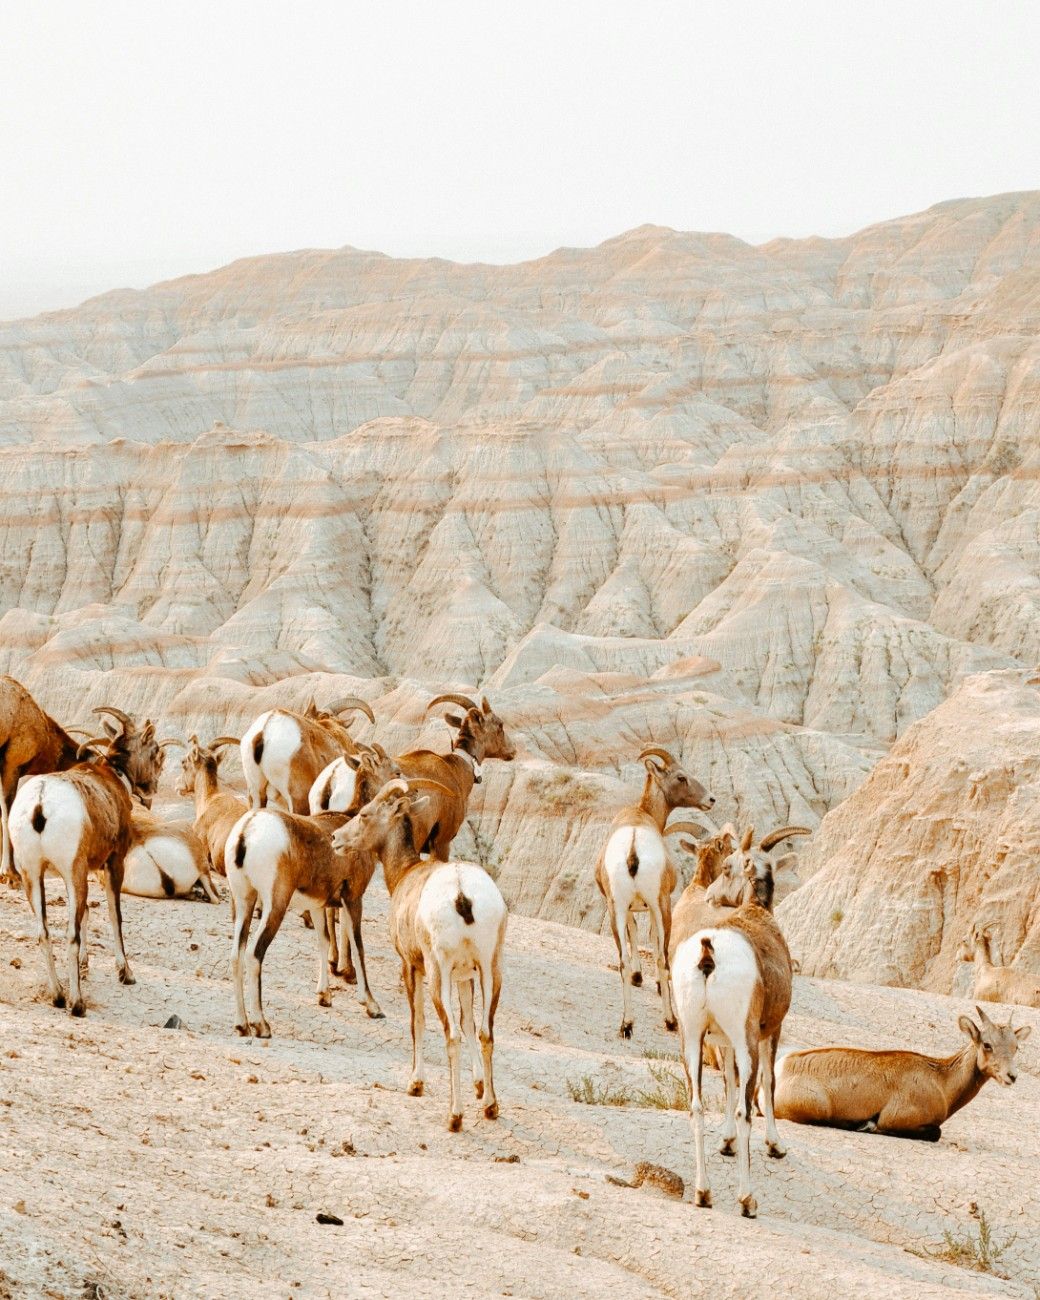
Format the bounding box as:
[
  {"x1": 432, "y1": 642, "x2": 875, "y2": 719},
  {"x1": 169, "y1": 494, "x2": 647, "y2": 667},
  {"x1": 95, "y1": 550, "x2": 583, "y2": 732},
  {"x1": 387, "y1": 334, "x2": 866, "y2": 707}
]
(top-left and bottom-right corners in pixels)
[{"x1": 3, "y1": 193, "x2": 1040, "y2": 1295}]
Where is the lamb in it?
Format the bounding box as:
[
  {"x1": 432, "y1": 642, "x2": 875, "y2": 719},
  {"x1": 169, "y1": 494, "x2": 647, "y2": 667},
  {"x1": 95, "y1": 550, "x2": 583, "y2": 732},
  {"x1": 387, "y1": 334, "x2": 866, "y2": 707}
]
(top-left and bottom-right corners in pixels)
[
  {"x1": 957, "y1": 923, "x2": 1040, "y2": 1009},
  {"x1": 773, "y1": 1005, "x2": 1030, "y2": 1140},
  {"x1": 394, "y1": 693, "x2": 516, "y2": 860},
  {"x1": 176, "y1": 735, "x2": 248, "y2": 876},
  {"x1": 672, "y1": 857, "x2": 793, "y2": 1217},
  {"x1": 593, "y1": 745, "x2": 715, "y2": 1039},
  {"x1": 332, "y1": 779, "x2": 508, "y2": 1132},
  {"x1": 240, "y1": 695, "x2": 375, "y2": 812},
  {"x1": 122, "y1": 807, "x2": 220, "y2": 901},
  {"x1": 8, "y1": 719, "x2": 164, "y2": 1016},
  {"x1": 223, "y1": 748, "x2": 405, "y2": 1032}
]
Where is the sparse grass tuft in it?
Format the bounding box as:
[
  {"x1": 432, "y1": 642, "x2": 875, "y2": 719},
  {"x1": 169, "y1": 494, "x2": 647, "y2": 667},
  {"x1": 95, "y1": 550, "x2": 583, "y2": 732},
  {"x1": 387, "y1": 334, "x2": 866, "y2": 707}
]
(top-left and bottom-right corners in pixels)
[
  {"x1": 535, "y1": 768, "x2": 599, "y2": 810},
  {"x1": 567, "y1": 1057, "x2": 690, "y2": 1111},
  {"x1": 929, "y1": 1207, "x2": 1015, "y2": 1278},
  {"x1": 830, "y1": 908, "x2": 844, "y2": 926}
]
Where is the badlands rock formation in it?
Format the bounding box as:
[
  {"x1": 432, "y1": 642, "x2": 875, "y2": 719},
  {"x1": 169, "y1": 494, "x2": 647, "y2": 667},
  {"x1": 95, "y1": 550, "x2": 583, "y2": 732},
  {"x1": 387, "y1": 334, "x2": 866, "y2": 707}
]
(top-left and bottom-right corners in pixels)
[{"x1": 2, "y1": 192, "x2": 1040, "y2": 957}]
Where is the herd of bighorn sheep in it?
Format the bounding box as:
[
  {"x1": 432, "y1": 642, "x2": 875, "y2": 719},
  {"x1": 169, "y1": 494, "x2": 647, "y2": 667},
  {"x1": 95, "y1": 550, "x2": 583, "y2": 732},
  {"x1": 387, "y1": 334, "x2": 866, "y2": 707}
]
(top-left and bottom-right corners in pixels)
[{"x1": 0, "y1": 673, "x2": 1033, "y2": 1217}]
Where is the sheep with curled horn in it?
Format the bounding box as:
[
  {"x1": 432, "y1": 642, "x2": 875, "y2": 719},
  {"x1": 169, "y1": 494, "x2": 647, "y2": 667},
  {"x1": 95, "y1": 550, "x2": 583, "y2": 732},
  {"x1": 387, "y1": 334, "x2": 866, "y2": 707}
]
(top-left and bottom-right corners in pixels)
[
  {"x1": 8, "y1": 722, "x2": 166, "y2": 1015},
  {"x1": 391, "y1": 692, "x2": 516, "y2": 862},
  {"x1": 701, "y1": 824, "x2": 812, "y2": 910},
  {"x1": 593, "y1": 744, "x2": 716, "y2": 1040},
  {"x1": 177, "y1": 734, "x2": 248, "y2": 877},
  {"x1": 239, "y1": 694, "x2": 376, "y2": 813}
]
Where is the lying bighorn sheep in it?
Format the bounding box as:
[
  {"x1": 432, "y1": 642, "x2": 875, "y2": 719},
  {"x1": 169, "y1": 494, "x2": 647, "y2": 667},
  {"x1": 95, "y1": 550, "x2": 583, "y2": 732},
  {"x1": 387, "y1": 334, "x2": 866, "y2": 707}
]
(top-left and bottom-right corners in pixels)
[
  {"x1": 9, "y1": 721, "x2": 164, "y2": 1015},
  {"x1": 773, "y1": 1005, "x2": 1031, "y2": 1140},
  {"x1": 177, "y1": 736, "x2": 247, "y2": 876},
  {"x1": 333, "y1": 779, "x2": 508, "y2": 1132},
  {"x1": 594, "y1": 746, "x2": 715, "y2": 1039},
  {"x1": 957, "y1": 923, "x2": 1040, "y2": 1009},
  {"x1": 394, "y1": 693, "x2": 516, "y2": 860},
  {"x1": 672, "y1": 856, "x2": 793, "y2": 1218},
  {"x1": 240, "y1": 696, "x2": 375, "y2": 812},
  {"x1": 123, "y1": 808, "x2": 219, "y2": 901}
]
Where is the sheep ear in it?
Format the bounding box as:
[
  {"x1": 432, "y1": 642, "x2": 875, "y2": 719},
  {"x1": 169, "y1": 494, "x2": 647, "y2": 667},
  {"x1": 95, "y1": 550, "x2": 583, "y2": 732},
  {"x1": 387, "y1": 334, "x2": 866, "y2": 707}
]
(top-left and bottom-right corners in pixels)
[
  {"x1": 346, "y1": 754, "x2": 361, "y2": 770},
  {"x1": 958, "y1": 1015, "x2": 981, "y2": 1043},
  {"x1": 445, "y1": 712, "x2": 463, "y2": 728},
  {"x1": 481, "y1": 696, "x2": 492, "y2": 714},
  {"x1": 1015, "y1": 1024, "x2": 1032, "y2": 1042}
]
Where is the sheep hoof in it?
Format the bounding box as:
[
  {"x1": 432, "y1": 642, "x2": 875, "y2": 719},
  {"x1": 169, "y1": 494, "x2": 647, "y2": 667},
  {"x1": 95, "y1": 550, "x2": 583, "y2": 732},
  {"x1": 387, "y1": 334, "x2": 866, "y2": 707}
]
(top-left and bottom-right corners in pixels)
[
  {"x1": 619, "y1": 1021, "x2": 633, "y2": 1040},
  {"x1": 694, "y1": 1189, "x2": 712, "y2": 1209},
  {"x1": 665, "y1": 1018, "x2": 678, "y2": 1033},
  {"x1": 251, "y1": 1021, "x2": 271, "y2": 1039},
  {"x1": 719, "y1": 1138, "x2": 735, "y2": 1157},
  {"x1": 739, "y1": 1195, "x2": 757, "y2": 1219},
  {"x1": 52, "y1": 992, "x2": 66, "y2": 1009},
  {"x1": 118, "y1": 966, "x2": 135, "y2": 986},
  {"x1": 365, "y1": 1007, "x2": 385, "y2": 1020},
  {"x1": 630, "y1": 971, "x2": 642, "y2": 987},
  {"x1": 448, "y1": 1114, "x2": 463, "y2": 1133},
  {"x1": 407, "y1": 1081, "x2": 424, "y2": 1097},
  {"x1": 234, "y1": 1022, "x2": 249, "y2": 1037},
  {"x1": 483, "y1": 1102, "x2": 499, "y2": 1121},
  {"x1": 317, "y1": 991, "x2": 332, "y2": 1008},
  {"x1": 70, "y1": 1000, "x2": 86, "y2": 1018},
  {"x1": 339, "y1": 969, "x2": 357, "y2": 986},
  {"x1": 766, "y1": 1141, "x2": 786, "y2": 1159},
  {"x1": 474, "y1": 1080, "x2": 484, "y2": 1100}
]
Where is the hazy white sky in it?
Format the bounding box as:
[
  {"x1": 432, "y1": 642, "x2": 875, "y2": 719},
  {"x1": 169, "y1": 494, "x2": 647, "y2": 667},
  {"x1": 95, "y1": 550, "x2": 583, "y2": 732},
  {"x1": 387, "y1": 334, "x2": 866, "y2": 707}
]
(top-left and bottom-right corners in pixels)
[{"x1": 2, "y1": 0, "x2": 1038, "y2": 319}]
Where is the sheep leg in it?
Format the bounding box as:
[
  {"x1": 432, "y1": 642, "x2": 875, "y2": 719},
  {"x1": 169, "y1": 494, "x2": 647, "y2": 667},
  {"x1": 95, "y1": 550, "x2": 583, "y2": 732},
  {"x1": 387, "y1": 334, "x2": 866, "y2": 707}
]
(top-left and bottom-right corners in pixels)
[
  {"x1": 761, "y1": 1033, "x2": 786, "y2": 1157},
  {"x1": 102, "y1": 857, "x2": 134, "y2": 986},
  {"x1": 198, "y1": 866, "x2": 221, "y2": 903},
  {"x1": 458, "y1": 977, "x2": 483, "y2": 1098},
  {"x1": 734, "y1": 1042, "x2": 759, "y2": 1218},
  {"x1": 684, "y1": 1025, "x2": 711, "y2": 1208},
  {"x1": 346, "y1": 894, "x2": 382, "y2": 1018},
  {"x1": 478, "y1": 954, "x2": 502, "y2": 1121},
  {"x1": 28, "y1": 868, "x2": 63, "y2": 1006},
  {"x1": 626, "y1": 913, "x2": 642, "y2": 986},
  {"x1": 310, "y1": 906, "x2": 332, "y2": 1007},
  {"x1": 647, "y1": 897, "x2": 676, "y2": 1031},
  {"x1": 0, "y1": 776, "x2": 16, "y2": 886},
  {"x1": 65, "y1": 882, "x2": 88, "y2": 1017},
  {"x1": 245, "y1": 889, "x2": 291, "y2": 1037},
  {"x1": 719, "y1": 1045, "x2": 737, "y2": 1155},
  {"x1": 404, "y1": 963, "x2": 426, "y2": 1096},
  {"x1": 611, "y1": 903, "x2": 635, "y2": 1038},
  {"x1": 430, "y1": 956, "x2": 464, "y2": 1131},
  {"x1": 230, "y1": 883, "x2": 256, "y2": 1035}
]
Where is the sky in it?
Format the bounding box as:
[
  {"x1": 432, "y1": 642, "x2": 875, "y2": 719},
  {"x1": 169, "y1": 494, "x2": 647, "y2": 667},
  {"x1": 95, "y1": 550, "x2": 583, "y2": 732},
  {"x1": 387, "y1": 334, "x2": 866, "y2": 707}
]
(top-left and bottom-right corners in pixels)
[{"x1": 2, "y1": 0, "x2": 1038, "y2": 320}]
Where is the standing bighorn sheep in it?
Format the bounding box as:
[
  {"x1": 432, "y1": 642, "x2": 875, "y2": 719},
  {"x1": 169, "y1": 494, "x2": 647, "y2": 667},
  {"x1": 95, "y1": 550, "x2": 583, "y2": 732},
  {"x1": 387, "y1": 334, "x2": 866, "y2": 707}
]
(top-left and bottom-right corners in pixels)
[
  {"x1": 394, "y1": 693, "x2": 516, "y2": 860},
  {"x1": 672, "y1": 855, "x2": 793, "y2": 1218},
  {"x1": 9, "y1": 719, "x2": 164, "y2": 1015},
  {"x1": 177, "y1": 735, "x2": 247, "y2": 875},
  {"x1": 773, "y1": 1005, "x2": 1030, "y2": 1140},
  {"x1": 240, "y1": 696, "x2": 375, "y2": 812},
  {"x1": 594, "y1": 746, "x2": 715, "y2": 1039},
  {"x1": 957, "y1": 923, "x2": 1040, "y2": 1009},
  {"x1": 333, "y1": 779, "x2": 508, "y2": 1132}
]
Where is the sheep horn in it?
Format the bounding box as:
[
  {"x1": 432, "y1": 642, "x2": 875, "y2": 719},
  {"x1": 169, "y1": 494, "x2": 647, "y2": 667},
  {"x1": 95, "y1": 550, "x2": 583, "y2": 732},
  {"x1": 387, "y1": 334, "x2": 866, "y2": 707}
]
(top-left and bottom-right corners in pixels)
[
  {"x1": 64, "y1": 726, "x2": 96, "y2": 739},
  {"x1": 158, "y1": 738, "x2": 183, "y2": 750},
  {"x1": 740, "y1": 827, "x2": 755, "y2": 852},
  {"x1": 76, "y1": 737, "x2": 110, "y2": 760},
  {"x1": 759, "y1": 826, "x2": 813, "y2": 853},
  {"x1": 663, "y1": 820, "x2": 713, "y2": 840},
  {"x1": 325, "y1": 696, "x2": 375, "y2": 724},
  {"x1": 975, "y1": 1004, "x2": 996, "y2": 1028},
  {"x1": 209, "y1": 736, "x2": 240, "y2": 750},
  {"x1": 638, "y1": 746, "x2": 674, "y2": 767},
  {"x1": 93, "y1": 705, "x2": 133, "y2": 730},
  {"x1": 379, "y1": 779, "x2": 410, "y2": 798},
  {"x1": 404, "y1": 778, "x2": 456, "y2": 799},
  {"x1": 427, "y1": 693, "x2": 479, "y2": 714}
]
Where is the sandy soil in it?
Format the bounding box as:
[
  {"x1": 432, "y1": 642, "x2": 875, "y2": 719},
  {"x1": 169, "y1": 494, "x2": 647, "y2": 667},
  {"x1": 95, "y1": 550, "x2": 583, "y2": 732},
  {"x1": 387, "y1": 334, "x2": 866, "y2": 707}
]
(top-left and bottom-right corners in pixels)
[{"x1": 0, "y1": 874, "x2": 1037, "y2": 1299}]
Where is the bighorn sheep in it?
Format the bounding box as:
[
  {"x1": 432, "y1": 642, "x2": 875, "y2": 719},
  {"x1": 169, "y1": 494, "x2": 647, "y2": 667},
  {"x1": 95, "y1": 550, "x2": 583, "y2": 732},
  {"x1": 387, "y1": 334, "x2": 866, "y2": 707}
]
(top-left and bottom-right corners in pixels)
[
  {"x1": 957, "y1": 924, "x2": 1040, "y2": 1009},
  {"x1": 308, "y1": 741, "x2": 395, "y2": 814},
  {"x1": 176, "y1": 735, "x2": 248, "y2": 875},
  {"x1": 594, "y1": 746, "x2": 715, "y2": 1039},
  {"x1": 224, "y1": 754, "x2": 403, "y2": 1032},
  {"x1": 701, "y1": 825, "x2": 810, "y2": 910},
  {"x1": 8, "y1": 720, "x2": 163, "y2": 1016},
  {"x1": 394, "y1": 693, "x2": 516, "y2": 861},
  {"x1": 773, "y1": 1005, "x2": 1031, "y2": 1140},
  {"x1": 332, "y1": 779, "x2": 508, "y2": 1132},
  {"x1": 240, "y1": 695, "x2": 375, "y2": 812},
  {"x1": 668, "y1": 824, "x2": 738, "y2": 958},
  {"x1": 672, "y1": 857, "x2": 793, "y2": 1217},
  {"x1": 122, "y1": 808, "x2": 220, "y2": 901}
]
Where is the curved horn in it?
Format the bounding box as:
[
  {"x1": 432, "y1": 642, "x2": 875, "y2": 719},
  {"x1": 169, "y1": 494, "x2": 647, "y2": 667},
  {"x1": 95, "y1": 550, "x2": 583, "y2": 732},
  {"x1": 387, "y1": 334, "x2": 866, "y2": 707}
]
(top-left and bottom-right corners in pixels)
[
  {"x1": 64, "y1": 726, "x2": 96, "y2": 739},
  {"x1": 740, "y1": 827, "x2": 755, "y2": 852},
  {"x1": 759, "y1": 826, "x2": 813, "y2": 853},
  {"x1": 403, "y1": 777, "x2": 456, "y2": 799},
  {"x1": 76, "y1": 737, "x2": 111, "y2": 760},
  {"x1": 158, "y1": 738, "x2": 183, "y2": 751},
  {"x1": 209, "y1": 736, "x2": 240, "y2": 750},
  {"x1": 638, "y1": 746, "x2": 674, "y2": 768},
  {"x1": 378, "y1": 779, "x2": 410, "y2": 798},
  {"x1": 324, "y1": 695, "x2": 375, "y2": 724},
  {"x1": 664, "y1": 820, "x2": 713, "y2": 840},
  {"x1": 93, "y1": 705, "x2": 133, "y2": 730},
  {"x1": 426, "y1": 692, "x2": 479, "y2": 715},
  {"x1": 975, "y1": 1003, "x2": 996, "y2": 1028},
  {"x1": 373, "y1": 742, "x2": 388, "y2": 760}
]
